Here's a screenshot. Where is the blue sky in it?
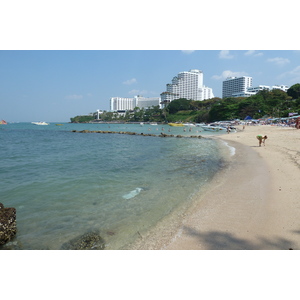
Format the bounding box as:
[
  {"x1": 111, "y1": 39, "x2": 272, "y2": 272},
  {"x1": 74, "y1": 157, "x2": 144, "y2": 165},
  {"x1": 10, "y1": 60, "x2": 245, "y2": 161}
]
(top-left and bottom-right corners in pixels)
[{"x1": 1, "y1": 50, "x2": 300, "y2": 122}]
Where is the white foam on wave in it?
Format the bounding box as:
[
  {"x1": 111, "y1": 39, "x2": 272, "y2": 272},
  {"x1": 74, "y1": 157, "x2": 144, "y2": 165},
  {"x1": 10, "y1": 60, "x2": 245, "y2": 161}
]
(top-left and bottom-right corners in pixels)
[
  {"x1": 222, "y1": 141, "x2": 236, "y2": 156},
  {"x1": 122, "y1": 187, "x2": 143, "y2": 200}
]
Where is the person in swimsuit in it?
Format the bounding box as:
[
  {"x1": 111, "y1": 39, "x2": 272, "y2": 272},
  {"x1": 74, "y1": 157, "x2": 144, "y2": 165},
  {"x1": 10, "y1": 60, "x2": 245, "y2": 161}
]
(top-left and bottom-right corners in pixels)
[{"x1": 256, "y1": 135, "x2": 267, "y2": 146}]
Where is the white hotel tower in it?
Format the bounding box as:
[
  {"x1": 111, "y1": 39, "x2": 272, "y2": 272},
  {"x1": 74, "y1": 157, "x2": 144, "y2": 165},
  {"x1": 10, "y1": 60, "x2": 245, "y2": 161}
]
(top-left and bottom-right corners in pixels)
[
  {"x1": 160, "y1": 69, "x2": 214, "y2": 106},
  {"x1": 110, "y1": 96, "x2": 161, "y2": 111},
  {"x1": 222, "y1": 76, "x2": 253, "y2": 98}
]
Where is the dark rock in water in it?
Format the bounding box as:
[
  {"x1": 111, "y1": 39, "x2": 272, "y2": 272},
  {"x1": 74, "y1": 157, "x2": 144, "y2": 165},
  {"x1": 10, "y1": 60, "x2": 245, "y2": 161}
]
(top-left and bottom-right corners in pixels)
[
  {"x1": 0, "y1": 240, "x2": 23, "y2": 250},
  {"x1": 61, "y1": 231, "x2": 105, "y2": 250},
  {"x1": 0, "y1": 203, "x2": 17, "y2": 246},
  {"x1": 106, "y1": 231, "x2": 115, "y2": 236}
]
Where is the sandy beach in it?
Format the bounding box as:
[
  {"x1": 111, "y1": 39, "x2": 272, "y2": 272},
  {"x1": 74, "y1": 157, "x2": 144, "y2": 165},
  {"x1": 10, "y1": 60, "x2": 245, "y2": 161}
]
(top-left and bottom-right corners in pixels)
[{"x1": 131, "y1": 124, "x2": 300, "y2": 250}]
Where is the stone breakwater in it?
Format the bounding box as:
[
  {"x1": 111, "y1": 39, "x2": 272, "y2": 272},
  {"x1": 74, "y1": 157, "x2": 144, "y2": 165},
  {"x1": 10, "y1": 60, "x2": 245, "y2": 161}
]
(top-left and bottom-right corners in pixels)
[
  {"x1": 0, "y1": 203, "x2": 17, "y2": 246},
  {"x1": 72, "y1": 130, "x2": 203, "y2": 139}
]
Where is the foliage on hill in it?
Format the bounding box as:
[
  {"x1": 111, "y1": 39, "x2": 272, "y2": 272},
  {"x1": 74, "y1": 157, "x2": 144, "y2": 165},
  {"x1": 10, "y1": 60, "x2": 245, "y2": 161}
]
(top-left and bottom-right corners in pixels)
[
  {"x1": 166, "y1": 85, "x2": 300, "y2": 122},
  {"x1": 70, "y1": 115, "x2": 94, "y2": 123},
  {"x1": 70, "y1": 84, "x2": 300, "y2": 123}
]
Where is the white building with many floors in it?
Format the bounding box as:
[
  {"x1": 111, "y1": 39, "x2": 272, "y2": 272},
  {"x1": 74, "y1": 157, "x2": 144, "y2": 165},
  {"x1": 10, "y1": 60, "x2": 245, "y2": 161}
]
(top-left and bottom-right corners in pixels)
[
  {"x1": 110, "y1": 96, "x2": 161, "y2": 111},
  {"x1": 231, "y1": 84, "x2": 289, "y2": 98},
  {"x1": 222, "y1": 76, "x2": 253, "y2": 98},
  {"x1": 160, "y1": 69, "x2": 214, "y2": 107}
]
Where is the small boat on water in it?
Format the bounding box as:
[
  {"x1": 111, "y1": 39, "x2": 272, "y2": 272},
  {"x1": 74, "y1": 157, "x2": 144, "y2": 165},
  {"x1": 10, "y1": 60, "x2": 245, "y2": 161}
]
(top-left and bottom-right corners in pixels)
[
  {"x1": 183, "y1": 123, "x2": 196, "y2": 127},
  {"x1": 168, "y1": 122, "x2": 184, "y2": 127},
  {"x1": 55, "y1": 124, "x2": 64, "y2": 126},
  {"x1": 200, "y1": 124, "x2": 226, "y2": 131},
  {"x1": 31, "y1": 121, "x2": 49, "y2": 125},
  {"x1": 0, "y1": 120, "x2": 7, "y2": 125},
  {"x1": 150, "y1": 122, "x2": 158, "y2": 125}
]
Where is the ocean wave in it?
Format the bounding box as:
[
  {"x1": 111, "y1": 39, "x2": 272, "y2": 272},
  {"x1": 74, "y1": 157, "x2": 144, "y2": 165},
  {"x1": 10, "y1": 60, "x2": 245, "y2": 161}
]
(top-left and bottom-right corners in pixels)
[
  {"x1": 122, "y1": 187, "x2": 143, "y2": 200},
  {"x1": 222, "y1": 141, "x2": 236, "y2": 156}
]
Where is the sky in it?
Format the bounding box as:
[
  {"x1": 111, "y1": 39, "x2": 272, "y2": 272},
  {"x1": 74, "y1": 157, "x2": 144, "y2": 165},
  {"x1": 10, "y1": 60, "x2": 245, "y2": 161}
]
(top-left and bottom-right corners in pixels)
[
  {"x1": 1, "y1": 1, "x2": 299, "y2": 123},
  {"x1": 1, "y1": 50, "x2": 300, "y2": 122}
]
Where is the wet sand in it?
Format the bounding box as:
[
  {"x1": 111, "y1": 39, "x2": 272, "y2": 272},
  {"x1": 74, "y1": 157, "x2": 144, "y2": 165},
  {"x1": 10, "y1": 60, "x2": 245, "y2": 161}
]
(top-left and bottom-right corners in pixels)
[{"x1": 131, "y1": 125, "x2": 300, "y2": 250}]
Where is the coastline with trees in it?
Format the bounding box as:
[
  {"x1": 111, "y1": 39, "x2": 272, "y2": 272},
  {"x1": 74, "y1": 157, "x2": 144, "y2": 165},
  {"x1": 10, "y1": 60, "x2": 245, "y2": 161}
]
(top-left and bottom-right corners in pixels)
[{"x1": 70, "y1": 83, "x2": 300, "y2": 124}]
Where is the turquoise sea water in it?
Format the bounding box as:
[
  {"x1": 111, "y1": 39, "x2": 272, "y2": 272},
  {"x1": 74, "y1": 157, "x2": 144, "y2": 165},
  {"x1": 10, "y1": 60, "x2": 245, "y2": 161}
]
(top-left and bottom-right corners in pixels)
[{"x1": 0, "y1": 122, "x2": 229, "y2": 250}]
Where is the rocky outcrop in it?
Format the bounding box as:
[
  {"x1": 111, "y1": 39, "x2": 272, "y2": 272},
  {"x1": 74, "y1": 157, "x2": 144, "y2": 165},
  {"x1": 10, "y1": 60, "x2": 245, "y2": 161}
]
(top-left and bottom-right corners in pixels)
[
  {"x1": 61, "y1": 231, "x2": 105, "y2": 250},
  {"x1": 72, "y1": 130, "x2": 203, "y2": 139},
  {"x1": 0, "y1": 203, "x2": 17, "y2": 246}
]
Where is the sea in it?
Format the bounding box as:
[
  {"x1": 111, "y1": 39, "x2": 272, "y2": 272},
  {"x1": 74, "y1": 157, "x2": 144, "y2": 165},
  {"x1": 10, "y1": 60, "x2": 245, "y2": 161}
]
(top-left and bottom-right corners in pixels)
[{"x1": 0, "y1": 122, "x2": 234, "y2": 250}]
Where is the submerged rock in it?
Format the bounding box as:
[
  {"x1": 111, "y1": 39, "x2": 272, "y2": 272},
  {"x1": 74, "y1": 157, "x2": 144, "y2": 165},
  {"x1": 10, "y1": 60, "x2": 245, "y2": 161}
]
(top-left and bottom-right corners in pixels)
[
  {"x1": 61, "y1": 230, "x2": 105, "y2": 250},
  {"x1": 0, "y1": 203, "x2": 17, "y2": 246},
  {"x1": 0, "y1": 240, "x2": 23, "y2": 250}
]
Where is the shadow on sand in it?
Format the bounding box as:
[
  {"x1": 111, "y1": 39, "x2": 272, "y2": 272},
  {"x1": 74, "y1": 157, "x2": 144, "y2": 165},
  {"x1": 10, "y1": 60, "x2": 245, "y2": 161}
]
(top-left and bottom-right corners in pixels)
[{"x1": 182, "y1": 226, "x2": 297, "y2": 250}]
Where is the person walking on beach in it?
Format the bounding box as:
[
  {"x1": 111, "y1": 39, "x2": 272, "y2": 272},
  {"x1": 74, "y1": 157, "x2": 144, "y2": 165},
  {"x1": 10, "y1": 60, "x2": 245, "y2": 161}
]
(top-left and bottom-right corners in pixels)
[{"x1": 256, "y1": 135, "x2": 267, "y2": 147}]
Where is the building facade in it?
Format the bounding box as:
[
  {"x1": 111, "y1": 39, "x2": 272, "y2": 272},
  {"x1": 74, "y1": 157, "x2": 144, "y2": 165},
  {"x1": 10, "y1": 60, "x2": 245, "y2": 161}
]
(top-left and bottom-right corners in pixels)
[
  {"x1": 231, "y1": 84, "x2": 289, "y2": 98},
  {"x1": 271, "y1": 85, "x2": 289, "y2": 92},
  {"x1": 223, "y1": 77, "x2": 289, "y2": 98},
  {"x1": 222, "y1": 76, "x2": 253, "y2": 98},
  {"x1": 110, "y1": 97, "x2": 135, "y2": 111},
  {"x1": 110, "y1": 96, "x2": 161, "y2": 111},
  {"x1": 160, "y1": 69, "x2": 214, "y2": 107}
]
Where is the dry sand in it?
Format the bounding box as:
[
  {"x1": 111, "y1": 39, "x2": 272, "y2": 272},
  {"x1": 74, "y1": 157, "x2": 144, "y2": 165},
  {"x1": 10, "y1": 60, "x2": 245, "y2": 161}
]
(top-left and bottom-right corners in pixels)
[{"x1": 131, "y1": 124, "x2": 300, "y2": 250}]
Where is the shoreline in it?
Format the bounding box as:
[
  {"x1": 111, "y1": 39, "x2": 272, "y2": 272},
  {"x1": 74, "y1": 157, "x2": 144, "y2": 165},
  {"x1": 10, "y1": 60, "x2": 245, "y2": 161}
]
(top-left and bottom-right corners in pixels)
[{"x1": 130, "y1": 125, "x2": 300, "y2": 250}]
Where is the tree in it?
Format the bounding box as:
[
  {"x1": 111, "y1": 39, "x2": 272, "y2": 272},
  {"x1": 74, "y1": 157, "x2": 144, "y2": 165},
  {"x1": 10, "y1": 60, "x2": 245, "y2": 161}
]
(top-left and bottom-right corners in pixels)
[
  {"x1": 167, "y1": 98, "x2": 191, "y2": 114},
  {"x1": 287, "y1": 83, "x2": 300, "y2": 99},
  {"x1": 208, "y1": 97, "x2": 240, "y2": 121}
]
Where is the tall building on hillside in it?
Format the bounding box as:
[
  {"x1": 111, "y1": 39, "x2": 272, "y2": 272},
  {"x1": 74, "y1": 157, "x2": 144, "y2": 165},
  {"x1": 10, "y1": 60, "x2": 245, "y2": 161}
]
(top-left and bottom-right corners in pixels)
[
  {"x1": 110, "y1": 96, "x2": 161, "y2": 111},
  {"x1": 110, "y1": 97, "x2": 135, "y2": 111},
  {"x1": 224, "y1": 83, "x2": 289, "y2": 98},
  {"x1": 222, "y1": 76, "x2": 253, "y2": 98},
  {"x1": 160, "y1": 69, "x2": 214, "y2": 106}
]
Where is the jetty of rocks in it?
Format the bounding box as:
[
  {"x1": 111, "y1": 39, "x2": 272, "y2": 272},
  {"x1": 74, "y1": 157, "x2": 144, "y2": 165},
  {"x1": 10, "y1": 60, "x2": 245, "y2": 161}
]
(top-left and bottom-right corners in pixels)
[{"x1": 72, "y1": 130, "x2": 203, "y2": 139}]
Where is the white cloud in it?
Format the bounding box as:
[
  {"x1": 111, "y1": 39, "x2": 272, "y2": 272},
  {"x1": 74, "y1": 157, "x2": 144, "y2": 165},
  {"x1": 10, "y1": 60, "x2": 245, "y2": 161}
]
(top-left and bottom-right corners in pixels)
[
  {"x1": 65, "y1": 94, "x2": 83, "y2": 100},
  {"x1": 267, "y1": 57, "x2": 290, "y2": 66},
  {"x1": 278, "y1": 65, "x2": 300, "y2": 82},
  {"x1": 181, "y1": 50, "x2": 196, "y2": 54},
  {"x1": 244, "y1": 50, "x2": 263, "y2": 57},
  {"x1": 212, "y1": 70, "x2": 248, "y2": 80},
  {"x1": 123, "y1": 78, "x2": 137, "y2": 85},
  {"x1": 219, "y1": 50, "x2": 234, "y2": 59}
]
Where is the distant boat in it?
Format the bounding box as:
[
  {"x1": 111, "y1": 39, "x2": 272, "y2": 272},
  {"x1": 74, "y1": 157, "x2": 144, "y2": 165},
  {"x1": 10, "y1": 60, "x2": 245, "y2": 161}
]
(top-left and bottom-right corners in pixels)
[
  {"x1": 0, "y1": 120, "x2": 7, "y2": 125},
  {"x1": 55, "y1": 124, "x2": 64, "y2": 126},
  {"x1": 168, "y1": 123, "x2": 184, "y2": 127},
  {"x1": 183, "y1": 123, "x2": 196, "y2": 126},
  {"x1": 31, "y1": 121, "x2": 49, "y2": 125},
  {"x1": 200, "y1": 124, "x2": 225, "y2": 131},
  {"x1": 150, "y1": 122, "x2": 158, "y2": 125}
]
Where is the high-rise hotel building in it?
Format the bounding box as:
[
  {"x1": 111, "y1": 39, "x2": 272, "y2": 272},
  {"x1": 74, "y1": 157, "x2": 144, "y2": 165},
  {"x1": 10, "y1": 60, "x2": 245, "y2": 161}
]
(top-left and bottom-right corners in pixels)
[
  {"x1": 222, "y1": 76, "x2": 253, "y2": 98},
  {"x1": 160, "y1": 69, "x2": 214, "y2": 106},
  {"x1": 110, "y1": 96, "x2": 161, "y2": 111}
]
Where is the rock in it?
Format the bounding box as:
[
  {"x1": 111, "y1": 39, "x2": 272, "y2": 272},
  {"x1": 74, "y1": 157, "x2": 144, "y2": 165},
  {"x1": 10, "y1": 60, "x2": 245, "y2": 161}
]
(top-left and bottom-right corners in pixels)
[
  {"x1": 159, "y1": 133, "x2": 168, "y2": 137},
  {"x1": 0, "y1": 240, "x2": 23, "y2": 250},
  {"x1": 60, "y1": 230, "x2": 105, "y2": 250},
  {"x1": 0, "y1": 203, "x2": 17, "y2": 246}
]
